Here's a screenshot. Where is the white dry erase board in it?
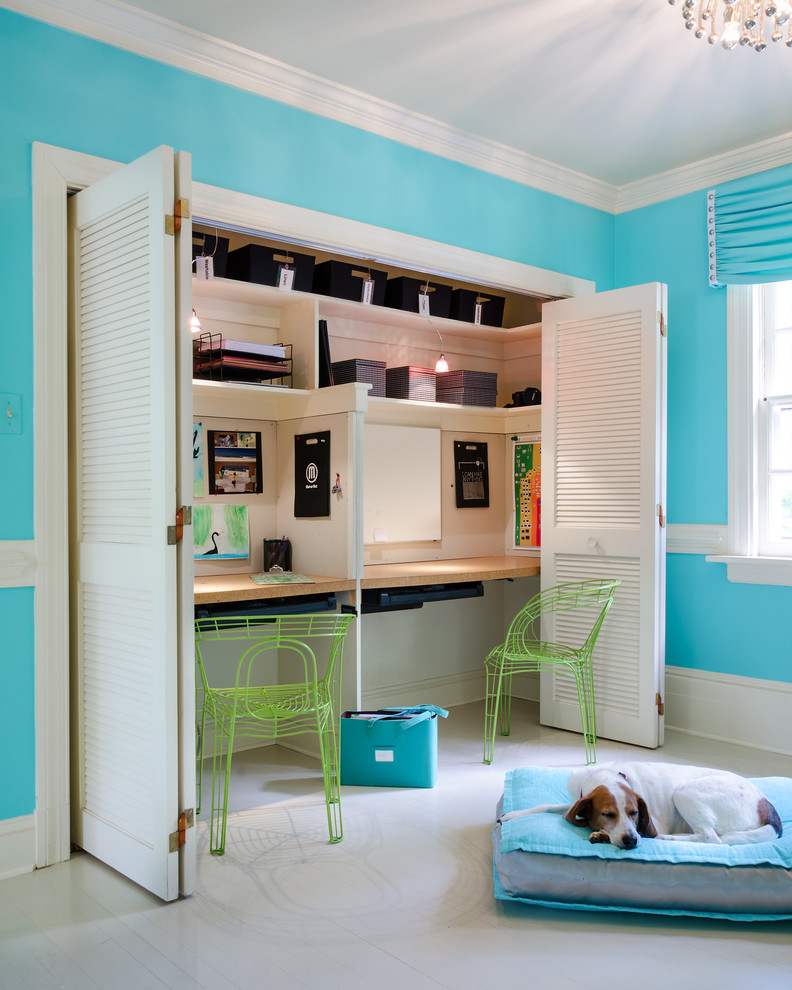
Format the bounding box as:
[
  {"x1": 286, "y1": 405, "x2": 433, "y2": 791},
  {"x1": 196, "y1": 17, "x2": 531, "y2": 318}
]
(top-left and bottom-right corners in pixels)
[{"x1": 363, "y1": 424, "x2": 441, "y2": 543}]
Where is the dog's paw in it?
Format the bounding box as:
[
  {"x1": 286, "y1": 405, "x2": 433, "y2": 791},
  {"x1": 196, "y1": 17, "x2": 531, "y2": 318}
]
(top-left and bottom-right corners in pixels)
[{"x1": 589, "y1": 831, "x2": 611, "y2": 844}]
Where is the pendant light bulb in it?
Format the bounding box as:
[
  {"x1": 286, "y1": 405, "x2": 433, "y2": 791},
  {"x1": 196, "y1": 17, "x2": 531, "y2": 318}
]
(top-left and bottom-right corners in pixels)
[
  {"x1": 189, "y1": 309, "x2": 202, "y2": 334},
  {"x1": 425, "y1": 315, "x2": 449, "y2": 374}
]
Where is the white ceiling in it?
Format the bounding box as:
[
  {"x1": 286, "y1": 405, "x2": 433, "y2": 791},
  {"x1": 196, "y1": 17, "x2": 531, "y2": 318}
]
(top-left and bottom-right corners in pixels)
[
  {"x1": 103, "y1": 0, "x2": 792, "y2": 188},
  {"x1": 12, "y1": 0, "x2": 792, "y2": 193}
]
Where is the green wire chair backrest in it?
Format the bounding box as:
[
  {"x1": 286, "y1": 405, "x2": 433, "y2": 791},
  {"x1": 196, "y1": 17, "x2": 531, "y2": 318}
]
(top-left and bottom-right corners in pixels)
[
  {"x1": 503, "y1": 578, "x2": 620, "y2": 660},
  {"x1": 194, "y1": 613, "x2": 354, "y2": 700}
]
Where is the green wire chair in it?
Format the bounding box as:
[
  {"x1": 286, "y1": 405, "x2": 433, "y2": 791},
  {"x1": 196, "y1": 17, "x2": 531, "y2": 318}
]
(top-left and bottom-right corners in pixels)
[
  {"x1": 194, "y1": 612, "x2": 354, "y2": 854},
  {"x1": 483, "y1": 578, "x2": 620, "y2": 766}
]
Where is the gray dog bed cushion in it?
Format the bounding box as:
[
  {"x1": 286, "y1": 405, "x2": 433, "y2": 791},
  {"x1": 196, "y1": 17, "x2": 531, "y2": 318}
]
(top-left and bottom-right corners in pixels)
[{"x1": 493, "y1": 766, "x2": 792, "y2": 921}]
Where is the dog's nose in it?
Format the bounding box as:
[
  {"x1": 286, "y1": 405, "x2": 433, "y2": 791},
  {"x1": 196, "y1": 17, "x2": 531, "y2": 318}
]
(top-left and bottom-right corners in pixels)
[{"x1": 621, "y1": 834, "x2": 638, "y2": 850}]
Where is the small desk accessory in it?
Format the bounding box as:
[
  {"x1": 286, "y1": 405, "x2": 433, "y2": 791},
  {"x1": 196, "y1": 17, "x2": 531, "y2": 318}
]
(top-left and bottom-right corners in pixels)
[{"x1": 263, "y1": 537, "x2": 292, "y2": 572}]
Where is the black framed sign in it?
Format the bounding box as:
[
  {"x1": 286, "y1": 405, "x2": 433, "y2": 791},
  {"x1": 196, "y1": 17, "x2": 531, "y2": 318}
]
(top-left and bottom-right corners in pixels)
[
  {"x1": 454, "y1": 440, "x2": 489, "y2": 508},
  {"x1": 294, "y1": 430, "x2": 331, "y2": 517}
]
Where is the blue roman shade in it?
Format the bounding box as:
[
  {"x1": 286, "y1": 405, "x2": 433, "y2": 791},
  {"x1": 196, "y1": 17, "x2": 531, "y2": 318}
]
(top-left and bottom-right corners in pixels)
[{"x1": 708, "y1": 173, "x2": 792, "y2": 287}]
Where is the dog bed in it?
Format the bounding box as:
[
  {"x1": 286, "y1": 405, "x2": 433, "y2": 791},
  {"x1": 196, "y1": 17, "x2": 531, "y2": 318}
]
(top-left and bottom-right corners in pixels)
[{"x1": 493, "y1": 765, "x2": 792, "y2": 921}]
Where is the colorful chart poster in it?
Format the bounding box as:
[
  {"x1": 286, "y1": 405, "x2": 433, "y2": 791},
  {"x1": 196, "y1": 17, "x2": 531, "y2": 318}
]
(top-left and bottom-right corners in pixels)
[{"x1": 514, "y1": 435, "x2": 541, "y2": 548}]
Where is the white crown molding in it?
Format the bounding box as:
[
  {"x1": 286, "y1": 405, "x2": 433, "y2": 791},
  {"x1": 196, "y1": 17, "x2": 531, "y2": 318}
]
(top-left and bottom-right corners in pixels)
[
  {"x1": 2, "y1": 0, "x2": 616, "y2": 212},
  {"x1": 615, "y1": 131, "x2": 792, "y2": 213},
  {"x1": 4, "y1": 0, "x2": 618, "y2": 212},
  {"x1": 7, "y1": 2, "x2": 792, "y2": 211},
  {"x1": 9, "y1": 0, "x2": 792, "y2": 215}
]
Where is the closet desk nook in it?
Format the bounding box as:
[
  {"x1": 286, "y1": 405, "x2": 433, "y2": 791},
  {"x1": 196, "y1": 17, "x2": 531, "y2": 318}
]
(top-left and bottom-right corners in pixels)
[{"x1": 193, "y1": 558, "x2": 540, "y2": 716}]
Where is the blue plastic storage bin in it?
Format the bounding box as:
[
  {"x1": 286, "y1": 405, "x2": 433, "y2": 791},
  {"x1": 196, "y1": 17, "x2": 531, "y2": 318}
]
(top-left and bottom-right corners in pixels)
[{"x1": 340, "y1": 706, "x2": 448, "y2": 788}]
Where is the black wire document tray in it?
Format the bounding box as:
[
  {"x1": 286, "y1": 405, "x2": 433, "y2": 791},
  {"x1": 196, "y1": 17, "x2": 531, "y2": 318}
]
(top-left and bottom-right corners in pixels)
[{"x1": 193, "y1": 332, "x2": 293, "y2": 387}]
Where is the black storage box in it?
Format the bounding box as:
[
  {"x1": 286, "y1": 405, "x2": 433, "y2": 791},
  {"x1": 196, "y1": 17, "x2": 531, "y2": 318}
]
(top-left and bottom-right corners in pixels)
[
  {"x1": 385, "y1": 366, "x2": 436, "y2": 402},
  {"x1": 384, "y1": 277, "x2": 452, "y2": 319},
  {"x1": 449, "y1": 288, "x2": 505, "y2": 327},
  {"x1": 313, "y1": 260, "x2": 388, "y2": 306},
  {"x1": 192, "y1": 232, "x2": 229, "y2": 278},
  {"x1": 331, "y1": 358, "x2": 387, "y2": 397},
  {"x1": 225, "y1": 243, "x2": 315, "y2": 292},
  {"x1": 436, "y1": 369, "x2": 498, "y2": 407}
]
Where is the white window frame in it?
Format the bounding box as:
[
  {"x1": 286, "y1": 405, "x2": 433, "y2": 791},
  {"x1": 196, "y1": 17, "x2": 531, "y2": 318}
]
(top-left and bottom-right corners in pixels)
[{"x1": 706, "y1": 283, "x2": 792, "y2": 585}]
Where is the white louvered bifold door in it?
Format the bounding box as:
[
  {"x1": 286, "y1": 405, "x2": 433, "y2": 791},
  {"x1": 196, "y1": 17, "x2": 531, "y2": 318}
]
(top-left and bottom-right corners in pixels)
[
  {"x1": 540, "y1": 284, "x2": 667, "y2": 751},
  {"x1": 68, "y1": 146, "x2": 190, "y2": 901}
]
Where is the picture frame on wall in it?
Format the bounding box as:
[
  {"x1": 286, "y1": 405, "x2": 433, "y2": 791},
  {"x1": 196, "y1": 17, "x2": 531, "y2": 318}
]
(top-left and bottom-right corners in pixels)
[{"x1": 207, "y1": 430, "x2": 263, "y2": 494}]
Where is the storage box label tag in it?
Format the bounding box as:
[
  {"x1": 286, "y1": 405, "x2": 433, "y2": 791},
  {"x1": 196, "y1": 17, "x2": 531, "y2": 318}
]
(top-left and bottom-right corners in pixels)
[
  {"x1": 278, "y1": 265, "x2": 295, "y2": 291},
  {"x1": 195, "y1": 256, "x2": 214, "y2": 280}
]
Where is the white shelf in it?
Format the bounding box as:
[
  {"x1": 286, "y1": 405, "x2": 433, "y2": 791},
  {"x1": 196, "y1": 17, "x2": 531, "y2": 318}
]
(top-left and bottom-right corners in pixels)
[
  {"x1": 364, "y1": 395, "x2": 541, "y2": 432},
  {"x1": 192, "y1": 275, "x2": 541, "y2": 342},
  {"x1": 192, "y1": 379, "x2": 368, "y2": 421},
  {"x1": 193, "y1": 375, "x2": 541, "y2": 434}
]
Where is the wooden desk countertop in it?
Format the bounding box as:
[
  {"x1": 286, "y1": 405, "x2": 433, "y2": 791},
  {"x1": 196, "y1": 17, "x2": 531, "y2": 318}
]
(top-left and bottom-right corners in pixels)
[
  {"x1": 194, "y1": 572, "x2": 355, "y2": 605},
  {"x1": 360, "y1": 555, "x2": 540, "y2": 589},
  {"x1": 194, "y1": 556, "x2": 539, "y2": 604}
]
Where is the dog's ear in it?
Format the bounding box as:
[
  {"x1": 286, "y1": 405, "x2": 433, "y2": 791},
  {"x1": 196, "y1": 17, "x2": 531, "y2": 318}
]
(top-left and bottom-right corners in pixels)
[
  {"x1": 565, "y1": 796, "x2": 593, "y2": 828},
  {"x1": 636, "y1": 796, "x2": 658, "y2": 838}
]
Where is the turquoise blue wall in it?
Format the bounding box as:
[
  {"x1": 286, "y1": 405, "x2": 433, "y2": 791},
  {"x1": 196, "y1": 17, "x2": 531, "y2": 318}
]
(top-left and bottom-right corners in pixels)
[
  {"x1": 0, "y1": 589, "x2": 35, "y2": 818},
  {"x1": 615, "y1": 182, "x2": 792, "y2": 681},
  {"x1": 0, "y1": 9, "x2": 612, "y2": 821}
]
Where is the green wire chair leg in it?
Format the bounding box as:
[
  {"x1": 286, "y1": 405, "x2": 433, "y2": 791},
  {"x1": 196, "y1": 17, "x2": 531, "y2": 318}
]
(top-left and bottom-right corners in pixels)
[
  {"x1": 195, "y1": 704, "x2": 207, "y2": 816},
  {"x1": 317, "y1": 714, "x2": 343, "y2": 843},
  {"x1": 209, "y1": 717, "x2": 236, "y2": 855},
  {"x1": 574, "y1": 664, "x2": 597, "y2": 766},
  {"x1": 499, "y1": 669, "x2": 513, "y2": 738},
  {"x1": 483, "y1": 657, "x2": 504, "y2": 764}
]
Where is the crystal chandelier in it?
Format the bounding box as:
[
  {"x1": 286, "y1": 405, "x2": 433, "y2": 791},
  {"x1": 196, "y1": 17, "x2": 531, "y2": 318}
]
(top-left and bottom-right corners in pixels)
[{"x1": 668, "y1": 0, "x2": 792, "y2": 49}]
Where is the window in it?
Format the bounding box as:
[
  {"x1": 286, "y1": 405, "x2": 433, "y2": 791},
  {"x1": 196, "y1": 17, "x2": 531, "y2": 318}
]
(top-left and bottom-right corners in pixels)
[
  {"x1": 757, "y1": 282, "x2": 792, "y2": 555},
  {"x1": 710, "y1": 282, "x2": 792, "y2": 584}
]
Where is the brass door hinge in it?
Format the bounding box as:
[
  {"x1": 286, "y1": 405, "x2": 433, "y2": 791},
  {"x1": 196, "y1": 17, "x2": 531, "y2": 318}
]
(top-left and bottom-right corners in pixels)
[
  {"x1": 656, "y1": 692, "x2": 664, "y2": 716},
  {"x1": 657, "y1": 503, "x2": 665, "y2": 528},
  {"x1": 169, "y1": 808, "x2": 194, "y2": 852},
  {"x1": 658, "y1": 311, "x2": 667, "y2": 337},
  {"x1": 165, "y1": 197, "x2": 190, "y2": 235},
  {"x1": 167, "y1": 505, "x2": 192, "y2": 545}
]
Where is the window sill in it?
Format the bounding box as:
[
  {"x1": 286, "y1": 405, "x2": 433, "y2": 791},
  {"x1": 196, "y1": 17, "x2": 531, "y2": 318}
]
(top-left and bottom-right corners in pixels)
[{"x1": 705, "y1": 554, "x2": 792, "y2": 586}]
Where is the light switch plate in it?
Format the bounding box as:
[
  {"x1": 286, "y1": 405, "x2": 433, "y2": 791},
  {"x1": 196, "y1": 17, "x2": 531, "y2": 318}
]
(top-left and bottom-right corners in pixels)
[{"x1": 0, "y1": 393, "x2": 22, "y2": 434}]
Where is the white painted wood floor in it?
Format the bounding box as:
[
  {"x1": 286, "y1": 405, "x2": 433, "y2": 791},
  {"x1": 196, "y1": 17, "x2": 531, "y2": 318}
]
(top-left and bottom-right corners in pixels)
[{"x1": 2, "y1": 699, "x2": 791, "y2": 990}]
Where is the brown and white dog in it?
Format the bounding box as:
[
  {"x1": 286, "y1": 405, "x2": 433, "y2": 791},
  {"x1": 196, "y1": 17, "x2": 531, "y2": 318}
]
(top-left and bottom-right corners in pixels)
[{"x1": 499, "y1": 762, "x2": 783, "y2": 850}]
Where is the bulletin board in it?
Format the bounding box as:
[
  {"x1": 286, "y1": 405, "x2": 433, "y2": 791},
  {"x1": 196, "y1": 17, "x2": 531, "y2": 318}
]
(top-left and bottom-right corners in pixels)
[{"x1": 363, "y1": 424, "x2": 441, "y2": 543}]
